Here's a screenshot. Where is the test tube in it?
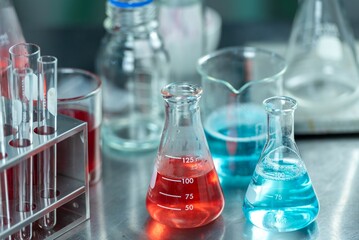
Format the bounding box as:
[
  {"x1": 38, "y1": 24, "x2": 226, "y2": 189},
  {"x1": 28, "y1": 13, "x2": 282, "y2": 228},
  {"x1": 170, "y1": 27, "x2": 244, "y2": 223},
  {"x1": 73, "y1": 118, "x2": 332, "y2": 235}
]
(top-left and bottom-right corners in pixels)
[
  {"x1": 0, "y1": 57, "x2": 11, "y2": 235},
  {"x1": 9, "y1": 43, "x2": 39, "y2": 239},
  {"x1": 36, "y1": 56, "x2": 57, "y2": 230},
  {"x1": 37, "y1": 56, "x2": 57, "y2": 132},
  {"x1": 9, "y1": 43, "x2": 41, "y2": 122},
  {"x1": 0, "y1": 168, "x2": 11, "y2": 235},
  {"x1": 10, "y1": 68, "x2": 34, "y2": 240},
  {"x1": 9, "y1": 43, "x2": 40, "y2": 70}
]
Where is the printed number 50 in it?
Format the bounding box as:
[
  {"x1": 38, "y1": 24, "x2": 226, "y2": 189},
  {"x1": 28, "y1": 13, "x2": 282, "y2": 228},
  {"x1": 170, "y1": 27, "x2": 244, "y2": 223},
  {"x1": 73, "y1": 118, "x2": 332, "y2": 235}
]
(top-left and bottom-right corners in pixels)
[{"x1": 185, "y1": 205, "x2": 194, "y2": 211}]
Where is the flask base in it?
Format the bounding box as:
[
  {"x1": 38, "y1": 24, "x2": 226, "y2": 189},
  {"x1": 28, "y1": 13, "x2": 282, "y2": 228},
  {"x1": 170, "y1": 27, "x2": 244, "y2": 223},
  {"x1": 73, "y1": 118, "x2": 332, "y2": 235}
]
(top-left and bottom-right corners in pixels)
[{"x1": 243, "y1": 206, "x2": 318, "y2": 232}]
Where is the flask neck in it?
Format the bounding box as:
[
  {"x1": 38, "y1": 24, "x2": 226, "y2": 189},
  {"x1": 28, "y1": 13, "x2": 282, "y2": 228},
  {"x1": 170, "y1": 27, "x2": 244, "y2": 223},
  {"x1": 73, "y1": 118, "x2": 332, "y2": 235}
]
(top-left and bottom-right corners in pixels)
[
  {"x1": 104, "y1": 2, "x2": 158, "y2": 33},
  {"x1": 264, "y1": 96, "x2": 297, "y2": 143},
  {"x1": 165, "y1": 101, "x2": 201, "y2": 127},
  {"x1": 267, "y1": 111, "x2": 295, "y2": 142},
  {"x1": 161, "y1": 83, "x2": 203, "y2": 128}
]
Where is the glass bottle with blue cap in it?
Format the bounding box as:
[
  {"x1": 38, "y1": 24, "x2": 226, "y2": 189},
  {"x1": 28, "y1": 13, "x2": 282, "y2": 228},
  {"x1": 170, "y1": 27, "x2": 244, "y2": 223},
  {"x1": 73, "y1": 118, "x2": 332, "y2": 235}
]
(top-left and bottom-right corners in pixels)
[{"x1": 96, "y1": 0, "x2": 170, "y2": 152}]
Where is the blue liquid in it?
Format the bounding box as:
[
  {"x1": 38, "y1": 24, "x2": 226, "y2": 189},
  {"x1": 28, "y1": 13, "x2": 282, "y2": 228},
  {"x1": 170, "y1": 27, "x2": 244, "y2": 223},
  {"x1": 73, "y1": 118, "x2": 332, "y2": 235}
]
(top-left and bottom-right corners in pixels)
[
  {"x1": 204, "y1": 104, "x2": 266, "y2": 187},
  {"x1": 243, "y1": 158, "x2": 319, "y2": 232}
]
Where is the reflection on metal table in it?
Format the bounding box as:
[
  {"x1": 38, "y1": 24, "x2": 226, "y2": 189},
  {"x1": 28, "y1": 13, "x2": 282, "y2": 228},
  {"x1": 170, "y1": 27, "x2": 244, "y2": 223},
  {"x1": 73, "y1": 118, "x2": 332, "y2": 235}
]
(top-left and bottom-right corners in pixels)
[{"x1": 59, "y1": 137, "x2": 359, "y2": 240}]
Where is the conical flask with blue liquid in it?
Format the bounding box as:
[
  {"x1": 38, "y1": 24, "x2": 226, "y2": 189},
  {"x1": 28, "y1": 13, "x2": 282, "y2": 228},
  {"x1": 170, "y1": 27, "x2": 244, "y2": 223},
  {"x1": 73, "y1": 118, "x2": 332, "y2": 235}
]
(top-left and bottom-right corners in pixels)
[{"x1": 243, "y1": 96, "x2": 319, "y2": 232}]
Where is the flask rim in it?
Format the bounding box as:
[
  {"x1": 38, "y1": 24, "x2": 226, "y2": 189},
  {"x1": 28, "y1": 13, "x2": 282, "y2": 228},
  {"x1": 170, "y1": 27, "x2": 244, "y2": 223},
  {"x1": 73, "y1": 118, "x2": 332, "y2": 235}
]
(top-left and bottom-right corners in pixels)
[
  {"x1": 161, "y1": 82, "x2": 202, "y2": 103},
  {"x1": 57, "y1": 68, "x2": 102, "y2": 102},
  {"x1": 263, "y1": 96, "x2": 297, "y2": 115}
]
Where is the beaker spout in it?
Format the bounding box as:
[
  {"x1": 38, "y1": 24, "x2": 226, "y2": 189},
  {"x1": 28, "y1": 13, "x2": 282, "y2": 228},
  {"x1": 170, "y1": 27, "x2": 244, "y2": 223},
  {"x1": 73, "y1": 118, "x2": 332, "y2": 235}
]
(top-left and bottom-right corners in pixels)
[{"x1": 197, "y1": 46, "x2": 286, "y2": 95}]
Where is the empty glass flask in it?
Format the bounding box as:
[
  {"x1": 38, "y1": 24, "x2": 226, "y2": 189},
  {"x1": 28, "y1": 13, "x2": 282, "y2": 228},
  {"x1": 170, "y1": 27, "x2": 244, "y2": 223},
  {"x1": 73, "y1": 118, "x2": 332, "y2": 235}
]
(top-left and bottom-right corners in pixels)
[
  {"x1": 96, "y1": 0, "x2": 170, "y2": 152},
  {"x1": 146, "y1": 82, "x2": 224, "y2": 228},
  {"x1": 243, "y1": 96, "x2": 319, "y2": 232},
  {"x1": 284, "y1": 0, "x2": 359, "y2": 113}
]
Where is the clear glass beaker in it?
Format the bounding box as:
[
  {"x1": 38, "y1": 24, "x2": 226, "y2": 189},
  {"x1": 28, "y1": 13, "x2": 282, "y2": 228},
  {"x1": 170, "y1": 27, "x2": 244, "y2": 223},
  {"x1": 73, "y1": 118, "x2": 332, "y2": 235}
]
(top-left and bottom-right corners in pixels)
[
  {"x1": 284, "y1": 0, "x2": 359, "y2": 113},
  {"x1": 146, "y1": 82, "x2": 224, "y2": 228},
  {"x1": 197, "y1": 47, "x2": 286, "y2": 188},
  {"x1": 243, "y1": 96, "x2": 319, "y2": 232}
]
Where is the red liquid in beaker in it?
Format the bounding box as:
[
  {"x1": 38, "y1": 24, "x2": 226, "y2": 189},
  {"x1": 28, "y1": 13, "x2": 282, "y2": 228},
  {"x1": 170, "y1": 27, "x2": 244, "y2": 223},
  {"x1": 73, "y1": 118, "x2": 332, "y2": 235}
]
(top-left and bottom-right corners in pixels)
[
  {"x1": 58, "y1": 108, "x2": 101, "y2": 182},
  {"x1": 146, "y1": 156, "x2": 224, "y2": 228}
]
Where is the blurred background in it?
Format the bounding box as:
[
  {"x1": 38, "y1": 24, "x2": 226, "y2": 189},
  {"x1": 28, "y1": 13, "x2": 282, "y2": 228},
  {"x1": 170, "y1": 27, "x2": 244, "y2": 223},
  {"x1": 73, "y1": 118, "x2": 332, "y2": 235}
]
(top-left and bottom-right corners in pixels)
[{"x1": 11, "y1": 0, "x2": 359, "y2": 72}]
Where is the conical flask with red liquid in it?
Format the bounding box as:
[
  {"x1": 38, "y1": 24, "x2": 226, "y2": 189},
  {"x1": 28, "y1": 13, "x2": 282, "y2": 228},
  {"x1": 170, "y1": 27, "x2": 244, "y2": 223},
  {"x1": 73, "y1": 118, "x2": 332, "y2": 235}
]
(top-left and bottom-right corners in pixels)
[
  {"x1": 0, "y1": 0, "x2": 25, "y2": 58},
  {"x1": 146, "y1": 82, "x2": 225, "y2": 228}
]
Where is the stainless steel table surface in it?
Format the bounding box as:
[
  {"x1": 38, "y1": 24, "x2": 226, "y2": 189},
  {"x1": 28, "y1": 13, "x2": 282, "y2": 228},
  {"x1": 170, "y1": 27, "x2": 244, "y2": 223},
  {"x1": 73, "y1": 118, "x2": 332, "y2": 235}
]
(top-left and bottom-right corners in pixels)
[{"x1": 59, "y1": 137, "x2": 359, "y2": 240}]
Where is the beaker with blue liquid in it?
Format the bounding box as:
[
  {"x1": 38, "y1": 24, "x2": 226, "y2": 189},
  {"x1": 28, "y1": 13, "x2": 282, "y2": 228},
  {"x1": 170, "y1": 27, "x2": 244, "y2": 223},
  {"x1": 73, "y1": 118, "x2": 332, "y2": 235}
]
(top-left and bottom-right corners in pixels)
[{"x1": 197, "y1": 47, "x2": 286, "y2": 187}]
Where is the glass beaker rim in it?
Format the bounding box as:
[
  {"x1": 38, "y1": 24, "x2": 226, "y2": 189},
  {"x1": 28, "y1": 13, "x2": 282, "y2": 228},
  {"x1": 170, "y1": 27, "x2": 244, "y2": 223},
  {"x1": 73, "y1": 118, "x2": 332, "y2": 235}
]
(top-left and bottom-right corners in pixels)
[
  {"x1": 197, "y1": 46, "x2": 287, "y2": 94},
  {"x1": 264, "y1": 96, "x2": 297, "y2": 115},
  {"x1": 57, "y1": 68, "x2": 102, "y2": 103}
]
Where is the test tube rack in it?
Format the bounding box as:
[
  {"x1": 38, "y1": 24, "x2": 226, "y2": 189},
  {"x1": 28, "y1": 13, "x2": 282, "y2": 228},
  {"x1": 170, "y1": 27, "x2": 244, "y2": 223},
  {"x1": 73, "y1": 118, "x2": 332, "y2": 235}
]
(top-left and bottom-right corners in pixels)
[{"x1": 0, "y1": 115, "x2": 89, "y2": 239}]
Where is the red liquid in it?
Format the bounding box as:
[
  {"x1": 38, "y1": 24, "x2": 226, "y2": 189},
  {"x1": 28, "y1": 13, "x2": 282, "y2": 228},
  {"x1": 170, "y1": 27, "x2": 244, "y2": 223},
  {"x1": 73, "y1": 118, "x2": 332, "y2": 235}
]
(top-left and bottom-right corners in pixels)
[
  {"x1": 1, "y1": 168, "x2": 12, "y2": 202},
  {"x1": 0, "y1": 58, "x2": 11, "y2": 98},
  {"x1": 58, "y1": 108, "x2": 101, "y2": 183},
  {"x1": 146, "y1": 156, "x2": 224, "y2": 228}
]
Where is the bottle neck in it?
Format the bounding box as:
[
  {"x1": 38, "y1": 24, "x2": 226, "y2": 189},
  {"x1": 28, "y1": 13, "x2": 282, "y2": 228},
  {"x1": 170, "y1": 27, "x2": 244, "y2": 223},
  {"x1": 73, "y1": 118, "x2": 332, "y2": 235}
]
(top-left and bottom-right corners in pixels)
[
  {"x1": 267, "y1": 111, "x2": 295, "y2": 142},
  {"x1": 104, "y1": 2, "x2": 158, "y2": 33}
]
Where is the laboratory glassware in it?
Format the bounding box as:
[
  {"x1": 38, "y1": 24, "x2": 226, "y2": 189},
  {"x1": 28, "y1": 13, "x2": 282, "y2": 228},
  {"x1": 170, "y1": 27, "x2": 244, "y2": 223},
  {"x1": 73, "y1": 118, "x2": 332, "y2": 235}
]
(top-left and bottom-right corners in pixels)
[
  {"x1": 197, "y1": 47, "x2": 286, "y2": 188},
  {"x1": 57, "y1": 68, "x2": 102, "y2": 185},
  {"x1": 0, "y1": 161, "x2": 11, "y2": 235},
  {"x1": 146, "y1": 82, "x2": 224, "y2": 228},
  {"x1": 9, "y1": 43, "x2": 40, "y2": 71},
  {"x1": 36, "y1": 56, "x2": 58, "y2": 230},
  {"x1": 158, "y1": 0, "x2": 205, "y2": 84},
  {"x1": 284, "y1": 0, "x2": 359, "y2": 113},
  {"x1": 96, "y1": 0, "x2": 170, "y2": 152},
  {"x1": 0, "y1": 57, "x2": 13, "y2": 134},
  {"x1": 10, "y1": 68, "x2": 35, "y2": 240},
  {"x1": 9, "y1": 43, "x2": 40, "y2": 239},
  {"x1": 0, "y1": 0, "x2": 25, "y2": 58},
  {"x1": 0, "y1": 58, "x2": 11, "y2": 234},
  {"x1": 9, "y1": 43, "x2": 41, "y2": 123},
  {"x1": 243, "y1": 96, "x2": 319, "y2": 232}
]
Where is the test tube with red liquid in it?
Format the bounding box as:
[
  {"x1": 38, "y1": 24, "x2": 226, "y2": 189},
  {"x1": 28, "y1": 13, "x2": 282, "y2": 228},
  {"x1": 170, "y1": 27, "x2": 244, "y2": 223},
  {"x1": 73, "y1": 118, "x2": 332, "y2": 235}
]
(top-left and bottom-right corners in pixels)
[{"x1": 146, "y1": 83, "x2": 225, "y2": 228}]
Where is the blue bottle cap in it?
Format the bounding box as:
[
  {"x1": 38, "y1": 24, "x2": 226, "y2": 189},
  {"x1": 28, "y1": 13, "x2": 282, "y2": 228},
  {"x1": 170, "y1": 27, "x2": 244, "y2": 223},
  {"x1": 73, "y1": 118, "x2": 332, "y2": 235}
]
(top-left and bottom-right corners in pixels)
[{"x1": 109, "y1": 0, "x2": 153, "y2": 8}]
